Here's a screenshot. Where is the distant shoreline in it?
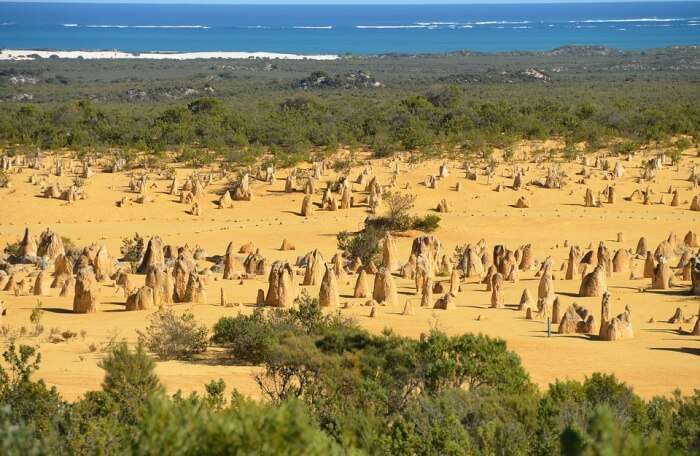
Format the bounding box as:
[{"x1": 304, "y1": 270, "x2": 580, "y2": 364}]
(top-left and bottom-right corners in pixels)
[
  {"x1": 1, "y1": 45, "x2": 697, "y2": 62},
  {"x1": 0, "y1": 49, "x2": 340, "y2": 61},
  {"x1": 2, "y1": 2, "x2": 698, "y2": 54}
]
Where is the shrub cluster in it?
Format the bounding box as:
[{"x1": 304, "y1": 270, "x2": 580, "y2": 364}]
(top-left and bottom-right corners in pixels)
[
  {"x1": 1, "y1": 305, "x2": 699, "y2": 455},
  {"x1": 120, "y1": 233, "x2": 144, "y2": 263},
  {"x1": 137, "y1": 309, "x2": 209, "y2": 361},
  {"x1": 2, "y1": 80, "x2": 697, "y2": 168},
  {"x1": 337, "y1": 191, "x2": 440, "y2": 264},
  {"x1": 211, "y1": 293, "x2": 356, "y2": 364}
]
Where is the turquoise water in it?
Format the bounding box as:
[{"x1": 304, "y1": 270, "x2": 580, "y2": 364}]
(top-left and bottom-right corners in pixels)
[{"x1": 0, "y1": 2, "x2": 699, "y2": 54}]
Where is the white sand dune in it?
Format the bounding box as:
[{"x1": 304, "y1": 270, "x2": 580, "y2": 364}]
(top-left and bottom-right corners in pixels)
[{"x1": 0, "y1": 49, "x2": 339, "y2": 61}]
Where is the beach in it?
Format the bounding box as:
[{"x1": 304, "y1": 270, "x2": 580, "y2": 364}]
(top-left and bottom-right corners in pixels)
[{"x1": 0, "y1": 49, "x2": 340, "y2": 61}]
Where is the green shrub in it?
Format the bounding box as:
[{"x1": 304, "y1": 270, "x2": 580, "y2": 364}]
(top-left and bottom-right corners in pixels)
[
  {"x1": 3, "y1": 241, "x2": 21, "y2": 257},
  {"x1": 99, "y1": 342, "x2": 162, "y2": 423},
  {"x1": 0, "y1": 343, "x2": 42, "y2": 389},
  {"x1": 204, "y1": 379, "x2": 227, "y2": 411},
  {"x1": 674, "y1": 137, "x2": 692, "y2": 150},
  {"x1": 137, "y1": 309, "x2": 208, "y2": 361},
  {"x1": 669, "y1": 147, "x2": 683, "y2": 165},
  {"x1": 0, "y1": 405, "x2": 51, "y2": 456},
  {"x1": 390, "y1": 388, "x2": 537, "y2": 456},
  {"x1": 371, "y1": 134, "x2": 396, "y2": 158},
  {"x1": 29, "y1": 301, "x2": 43, "y2": 337},
  {"x1": 503, "y1": 147, "x2": 515, "y2": 162},
  {"x1": 383, "y1": 191, "x2": 417, "y2": 228},
  {"x1": 211, "y1": 294, "x2": 356, "y2": 365},
  {"x1": 412, "y1": 214, "x2": 441, "y2": 232},
  {"x1": 211, "y1": 309, "x2": 282, "y2": 364},
  {"x1": 120, "y1": 233, "x2": 144, "y2": 263},
  {"x1": 134, "y1": 395, "x2": 343, "y2": 455},
  {"x1": 176, "y1": 148, "x2": 215, "y2": 167},
  {"x1": 562, "y1": 146, "x2": 578, "y2": 161},
  {"x1": 536, "y1": 373, "x2": 650, "y2": 455},
  {"x1": 612, "y1": 140, "x2": 638, "y2": 155},
  {"x1": 58, "y1": 390, "x2": 131, "y2": 455},
  {"x1": 332, "y1": 158, "x2": 354, "y2": 174},
  {"x1": 337, "y1": 226, "x2": 383, "y2": 266},
  {"x1": 667, "y1": 390, "x2": 700, "y2": 452},
  {"x1": 0, "y1": 329, "x2": 699, "y2": 455},
  {"x1": 0, "y1": 343, "x2": 63, "y2": 436},
  {"x1": 560, "y1": 406, "x2": 673, "y2": 455}
]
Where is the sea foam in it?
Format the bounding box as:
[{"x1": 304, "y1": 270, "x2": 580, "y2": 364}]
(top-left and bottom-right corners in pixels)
[
  {"x1": 83, "y1": 24, "x2": 210, "y2": 29},
  {"x1": 571, "y1": 17, "x2": 696, "y2": 23},
  {"x1": 356, "y1": 25, "x2": 428, "y2": 29},
  {"x1": 473, "y1": 21, "x2": 530, "y2": 25}
]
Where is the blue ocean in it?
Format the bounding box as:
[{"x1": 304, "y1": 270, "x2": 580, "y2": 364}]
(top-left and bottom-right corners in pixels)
[{"x1": 0, "y1": 2, "x2": 699, "y2": 54}]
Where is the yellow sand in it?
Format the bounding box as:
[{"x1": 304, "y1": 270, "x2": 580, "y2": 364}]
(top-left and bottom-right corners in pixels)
[{"x1": 0, "y1": 148, "x2": 698, "y2": 402}]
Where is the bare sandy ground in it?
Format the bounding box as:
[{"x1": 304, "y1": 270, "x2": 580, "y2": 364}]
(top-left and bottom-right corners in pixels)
[{"x1": 0, "y1": 146, "x2": 698, "y2": 401}]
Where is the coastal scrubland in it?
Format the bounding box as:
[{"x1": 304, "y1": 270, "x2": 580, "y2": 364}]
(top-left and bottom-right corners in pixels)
[{"x1": 1, "y1": 46, "x2": 698, "y2": 164}]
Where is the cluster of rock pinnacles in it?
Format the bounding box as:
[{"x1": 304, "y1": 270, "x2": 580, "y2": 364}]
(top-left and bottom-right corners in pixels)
[
  {"x1": 3, "y1": 225, "x2": 700, "y2": 339},
  {"x1": 3, "y1": 155, "x2": 700, "y2": 338}
]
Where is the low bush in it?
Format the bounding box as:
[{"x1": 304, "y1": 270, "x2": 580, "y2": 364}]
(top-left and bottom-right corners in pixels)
[
  {"x1": 211, "y1": 293, "x2": 356, "y2": 365},
  {"x1": 29, "y1": 302, "x2": 43, "y2": 337},
  {"x1": 137, "y1": 309, "x2": 208, "y2": 361},
  {"x1": 3, "y1": 241, "x2": 21, "y2": 258},
  {"x1": 383, "y1": 191, "x2": 417, "y2": 229},
  {"x1": 337, "y1": 226, "x2": 383, "y2": 266},
  {"x1": 120, "y1": 233, "x2": 144, "y2": 263},
  {"x1": 99, "y1": 342, "x2": 162, "y2": 424},
  {"x1": 412, "y1": 214, "x2": 441, "y2": 232},
  {"x1": 0, "y1": 329, "x2": 699, "y2": 455},
  {"x1": 210, "y1": 309, "x2": 283, "y2": 364},
  {"x1": 339, "y1": 219, "x2": 439, "y2": 270}
]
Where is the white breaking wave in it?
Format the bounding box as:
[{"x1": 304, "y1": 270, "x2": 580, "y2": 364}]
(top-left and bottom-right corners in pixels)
[
  {"x1": 473, "y1": 21, "x2": 530, "y2": 25},
  {"x1": 356, "y1": 20, "x2": 531, "y2": 30},
  {"x1": 355, "y1": 21, "x2": 532, "y2": 29},
  {"x1": 83, "y1": 24, "x2": 210, "y2": 29},
  {"x1": 415, "y1": 22, "x2": 459, "y2": 26},
  {"x1": 62, "y1": 23, "x2": 78, "y2": 27},
  {"x1": 512, "y1": 26, "x2": 531, "y2": 29},
  {"x1": 292, "y1": 26, "x2": 332, "y2": 29},
  {"x1": 570, "y1": 17, "x2": 696, "y2": 23},
  {"x1": 356, "y1": 25, "x2": 428, "y2": 29}
]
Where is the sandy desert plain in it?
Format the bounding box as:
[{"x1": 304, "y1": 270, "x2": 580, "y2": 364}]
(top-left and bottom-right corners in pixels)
[{"x1": 0, "y1": 143, "x2": 698, "y2": 402}]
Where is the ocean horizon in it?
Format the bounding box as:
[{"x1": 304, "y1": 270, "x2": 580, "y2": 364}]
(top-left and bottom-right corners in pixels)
[{"x1": 0, "y1": 1, "x2": 699, "y2": 55}]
